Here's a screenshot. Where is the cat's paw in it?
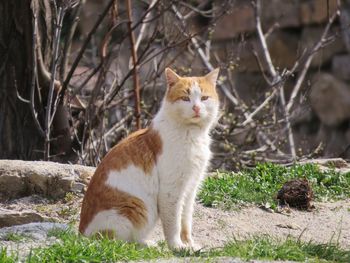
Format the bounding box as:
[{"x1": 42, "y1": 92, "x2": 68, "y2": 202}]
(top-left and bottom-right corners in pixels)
[
  {"x1": 183, "y1": 238, "x2": 202, "y2": 251},
  {"x1": 138, "y1": 239, "x2": 156, "y2": 247},
  {"x1": 189, "y1": 242, "x2": 202, "y2": 251},
  {"x1": 167, "y1": 239, "x2": 187, "y2": 251}
]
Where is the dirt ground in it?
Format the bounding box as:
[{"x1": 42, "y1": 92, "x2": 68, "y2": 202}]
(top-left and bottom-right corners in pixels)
[
  {"x1": 1, "y1": 196, "x2": 350, "y2": 254},
  {"x1": 149, "y1": 200, "x2": 350, "y2": 249}
]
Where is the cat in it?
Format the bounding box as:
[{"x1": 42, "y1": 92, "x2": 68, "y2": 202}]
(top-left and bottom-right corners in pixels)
[{"x1": 79, "y1": 68, "x2": 220, "y2": 249}]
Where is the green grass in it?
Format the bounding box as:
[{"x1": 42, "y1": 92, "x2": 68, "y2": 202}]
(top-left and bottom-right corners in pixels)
[
  {"x1": 1, "y1": 229, "x2": 349, "y2": 262},
  {"x1": 0, "y1": 247, "x2": 18, "y2": 263},
  {"x1": 26, "y1": 229, "x2": 172, "y2": 262},
  {"x1": 208, "y1": 236, "x2": 350, "y2": 262},
  {"x1": 1, "y1": 233, "x2": 27, "y2": 242},
  {"x1": 198, "y1": 163, "x2": 350, "y2": 209}
]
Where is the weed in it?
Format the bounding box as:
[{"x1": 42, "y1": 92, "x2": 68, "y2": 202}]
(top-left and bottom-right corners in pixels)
[{"x1": 198, "y1": 163, "x2": 350, "y2": 209}]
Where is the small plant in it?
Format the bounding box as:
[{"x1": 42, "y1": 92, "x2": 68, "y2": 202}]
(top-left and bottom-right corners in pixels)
[
  {"x1": 198, "y1": 163, "x2": 350, "y2": 209},
  {"x1": 63, "y1": 192, "x2": 76, "y2": 203}
]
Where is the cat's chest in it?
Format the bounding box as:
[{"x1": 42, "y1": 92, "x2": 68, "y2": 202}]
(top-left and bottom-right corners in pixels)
[{"x1": 159, "y1": 131, "x2": 210, "y2": 168}]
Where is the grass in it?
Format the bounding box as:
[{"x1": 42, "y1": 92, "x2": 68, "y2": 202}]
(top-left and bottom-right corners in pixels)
[
  {"x1": 0, "y1": 247, "x2": 18, "y2": 263},
  {"x1": 208, "y1": 236, "x2": 350, "y2": 262},
  {"x1": 1, "y1": 229, "x2": 349, "y2": 262},
  {"x1": 198, "y1": 163, "x2": 350, "y2": 209},
  {"x1": 1, "y1": 233, "x2": 27, "y2": 242},
  {"x1": 26, "y1": 229, "x2": 172, "y2": 262}
]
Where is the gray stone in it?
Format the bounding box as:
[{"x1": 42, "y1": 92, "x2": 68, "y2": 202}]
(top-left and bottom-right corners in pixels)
[
  {"x1": 0, "y1": 160, "x2": 95, "y2": 201},
  {"x1": 332, "y1": 54, "x2": 350, "y2": 80},
  {"x1": 213, "y1": 1, "x2": 255, "y2": 40},
  {"x1": 0, "y1": 222, "x2": 68, "y2": 241},
  {"x1": 214, "y1": 30, "x2": 299, "y2": 73},
  {"x1": 300, "y1": 0, "x2": 338, "y2": 25},
  {"x1": 72, "y1": 182, "x2": 86, "y2": 193},
  {"x1": 300, "y1": 26, "x2": 346, "y2": 68},
  {"x1": 310, "y1": 73, "x2": 350, "y2": 126},
  {"x1": 0, "y1": 208, "x2": 45, "y2": 228},
  {"x1": 213, "y1": 0, "x2": 300, "y2": 40}
]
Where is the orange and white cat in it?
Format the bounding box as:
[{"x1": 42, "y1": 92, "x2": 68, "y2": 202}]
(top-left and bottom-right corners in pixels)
[{"x1": 79, "y1": 68, "x2": 220, "y2": 249}]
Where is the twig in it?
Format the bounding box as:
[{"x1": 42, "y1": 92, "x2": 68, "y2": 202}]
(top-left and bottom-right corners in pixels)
[
  {"x1": 71, "y1": 20, "x2": 128, "y2": 97},
  {"x1": 242, "y1": 89, "x2": 277, "y2": 126},
  {"x1": 30, "y1": 11, "x2": 45, "y2": 137},
  {"x1": 253, "y1": 0, "x2": 296, "y2": 159},
  {"x1": 134, "y1": 0, "x2": 158, "y2": 51},
  {"x1": 127, "y1": 0, "x2": 142, "y2": 130},
  {"x1": 60, "y1": 0, "x2": 84, "y2": 81},
  {"x1": 285, "y1": 10, "x2": 339, "y2": 114},
  {"x1": 61, "y1": 0, "x2": 116, "y2": 99},
  {"x1": 103, "y1": 112, "x2": 133, "y2": 140},
  {"x1": 253, "y1": 0, "x2": 278, "y2": 79},
  {"x1": 44, "y1": 6, "x2": 65, "y2": 160}
]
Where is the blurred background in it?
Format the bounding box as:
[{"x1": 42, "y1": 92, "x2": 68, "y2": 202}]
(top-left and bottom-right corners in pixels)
[{"x1": 1, "y1": 0, "x2": 350, "y2": 170}]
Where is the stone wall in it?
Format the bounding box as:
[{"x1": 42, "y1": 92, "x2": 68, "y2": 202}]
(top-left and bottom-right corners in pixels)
[{"x1": 210, "y1": 0, "x2": 350, "y2": 159}]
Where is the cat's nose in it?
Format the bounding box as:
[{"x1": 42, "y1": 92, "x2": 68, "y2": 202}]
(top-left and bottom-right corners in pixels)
[{"x1": 192, "y1": 105, "x2": 200, "y2": 114}]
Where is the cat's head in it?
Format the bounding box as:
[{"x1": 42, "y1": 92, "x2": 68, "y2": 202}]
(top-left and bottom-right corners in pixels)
[{"x1": 163, "y1": 68, "x2": 220, "y2": 127}]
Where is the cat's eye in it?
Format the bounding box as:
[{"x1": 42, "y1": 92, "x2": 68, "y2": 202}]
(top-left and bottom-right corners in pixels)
[
  {"x1": 181, "y1": 96, "x2": 190, "y2": 102},
  {"x1": 201, "y1": 96, "x2": 209, "y2": 101}
]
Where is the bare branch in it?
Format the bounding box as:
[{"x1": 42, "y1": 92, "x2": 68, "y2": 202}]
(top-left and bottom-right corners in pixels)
[
  {"x1": 60, "y1": 0, "x2": 84, "y2": 81},
  {"x1": 253, "y1": 0, "x2": 296, "y2": 158},
  {"x1": 44, "y1": 6, "x2": 65, "y2": 160},
  {"x1": 242, "y1": 89, "x2": 277, "y2": 126},
  {"x1": 127, "y1": 0, "x2": 142, "y2": 130},
  {"x1": 30, "y1": 11, "x2": 45, "y2": 137},
  {"x1": 253, "y1": 0, "x2": 278, "y2": 80},
  {"x1": 134, "y1": 0, "x2": 159, "y2": 51},
  {"x1": 286, "y1": 10, "x2": 339, "y2": 114},
  {"x1": 62, "y1": 0, "x2": 116, "y2": 98}
]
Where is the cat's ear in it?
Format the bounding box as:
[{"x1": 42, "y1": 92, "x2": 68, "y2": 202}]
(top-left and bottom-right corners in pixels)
[
  {"x1": 205, "y1": 68, "x2": 220, "y2": 86},
  {"x1": 165, "y1": 68, "x2": 180, "y2": 88}
]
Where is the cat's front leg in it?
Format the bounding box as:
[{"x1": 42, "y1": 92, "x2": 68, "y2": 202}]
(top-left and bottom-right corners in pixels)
[
  {"x1": 158, "y1": 191, "x2": 186, "y2": 250},
  {"x1": 180, "y1": 182, "x2": 201, "y2": 250}
]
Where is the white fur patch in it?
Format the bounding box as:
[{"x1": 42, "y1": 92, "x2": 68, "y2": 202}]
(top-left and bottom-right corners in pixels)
[
  {"x1": 84, "y1": 209, "x2": 133, "y2": 240},
  {"x1": 105, "y1": 166, "x2": 159, "y2": 240}
]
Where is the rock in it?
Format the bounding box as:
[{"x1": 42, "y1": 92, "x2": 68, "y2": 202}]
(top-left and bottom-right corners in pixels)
[
  {"x1": 310, "y1": 73, "x2": 350, "y2": 126},
  {"x1": 300, "y1": 0, "x2": 338, "y2": 25},
  {"x1": 332, "y1": 54, "x2": 350, "y2": 80},
  {"x1": 261, "y1": 0, "x2": 300, "y2": 29},
  {"x1": 214, "y1": 30, "x2": 299, "y2": 72},
  {"x1": 340, "y1": 2, "x2": 350, "y2": 52},
  {"x1": 72, "y1": 182, "x2": 86, "y2": 193},
  {"x1": 0, "y1": 208, "x2": 46, "y2": 228},
  {"x1": 213, "y1": 1, "x2": 255, "y2": 40},
  {"x1": 300, "y1": 158, "x2": 348, "y2": 168},
  {"x1": 0, "y1": 160, "x2": 95, "y2": 201},
  {"x1": 213, "y1": 0, "x2": 300, "y2": 40},
  {"x1": 300, "y1": 26, "x2": 346, "y2": 68},
  {"x1": 0, "y1": 222, "x2": 68, "y2": 240}
]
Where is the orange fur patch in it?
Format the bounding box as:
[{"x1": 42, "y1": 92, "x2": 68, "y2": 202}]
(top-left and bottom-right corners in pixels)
[
  {"x1": 79, "y1": 128, "x2": 163, "y2": 235},
  {"x1": 180, "y1": 225, "x2": 190, "y2": 244},
  {"x1": 166, "y1": 76, "x2": 218, "y2": 103}
]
